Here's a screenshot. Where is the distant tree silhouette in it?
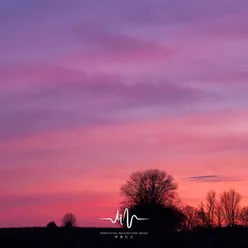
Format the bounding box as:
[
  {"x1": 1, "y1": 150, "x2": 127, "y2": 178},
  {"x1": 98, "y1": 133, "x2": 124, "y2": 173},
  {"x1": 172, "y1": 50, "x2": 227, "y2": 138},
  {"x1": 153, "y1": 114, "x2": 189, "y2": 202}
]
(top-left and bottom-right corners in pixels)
[
  {"x1": 220, "y1": 189, "x2": 241, "y2": 227},
  {"x1": 184, "y1": 189, "x2": 243, "y2": 229},
  {"x1": 187, "y1": 191, "x2": 217, "y2": 229},
  {"x1": 182, "y1": 205, "x2": 199, "y2": 230},
  {"x1": 215, "y1": 200, "x2": 224, "y2": 227},
  {"x1": 61, "y1": 213, "x2": 77, "y2": 227},
  {"x1": 120, "y1": 169, "x2": 178, "y2": 208},
  {"x1": 195, "y1": 202, "x2": 210, "y2": 228},
  {"x1": 46, "y1": 221, "x2": 58, "y2": 228},
  {"x1": 205, "y1": 190, "x2": 217, "y2": 227},
  {"x1": 181, "y1": 191, "x2": 220, "y2": 230},
  {"x1": 239, "y1": 206, "x2": 248, "y2": 227}
]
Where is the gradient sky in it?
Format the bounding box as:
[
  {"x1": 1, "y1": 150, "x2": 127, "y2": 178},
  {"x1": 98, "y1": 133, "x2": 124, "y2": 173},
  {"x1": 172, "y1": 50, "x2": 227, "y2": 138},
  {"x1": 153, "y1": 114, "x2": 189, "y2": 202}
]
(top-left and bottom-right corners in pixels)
[{"x1": 1, "y1": 0, "x2": 248, "y2": 227}]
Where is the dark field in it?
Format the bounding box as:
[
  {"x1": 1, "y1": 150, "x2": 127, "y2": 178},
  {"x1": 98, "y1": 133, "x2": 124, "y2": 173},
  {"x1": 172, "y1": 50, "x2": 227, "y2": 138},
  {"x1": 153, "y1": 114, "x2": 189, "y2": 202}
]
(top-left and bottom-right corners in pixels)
[{"x1": 1, "y1": 227, "x2": 248, "y2": 248}]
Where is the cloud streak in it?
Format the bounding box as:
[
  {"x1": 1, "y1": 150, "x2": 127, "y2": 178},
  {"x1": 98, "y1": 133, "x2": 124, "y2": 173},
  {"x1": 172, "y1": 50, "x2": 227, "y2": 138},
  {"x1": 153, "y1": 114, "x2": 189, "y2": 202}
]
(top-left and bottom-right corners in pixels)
[
  {"x1": 0, "y1": 68, "x2": 210, "y2": 139},
  {"x1": 184, "y1": 175, "x2": 241, "y2": 183}
]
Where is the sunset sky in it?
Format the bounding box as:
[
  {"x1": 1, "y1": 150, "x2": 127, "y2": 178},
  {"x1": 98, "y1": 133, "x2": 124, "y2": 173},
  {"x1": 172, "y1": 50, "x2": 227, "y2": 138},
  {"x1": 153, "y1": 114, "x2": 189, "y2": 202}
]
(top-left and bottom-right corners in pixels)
[{"x1": 1, "y1": 0, "x2": 248, "y2": 227}]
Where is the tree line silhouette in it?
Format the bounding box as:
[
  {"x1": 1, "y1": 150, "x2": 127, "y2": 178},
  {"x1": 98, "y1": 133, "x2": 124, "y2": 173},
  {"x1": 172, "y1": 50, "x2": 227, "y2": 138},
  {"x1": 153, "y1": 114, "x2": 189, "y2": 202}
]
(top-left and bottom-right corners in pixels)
[
  {"x1": 47, "y1": 168, "x2": 248, "y2": 233},
  {"x1": 3, "y1": 168, "x2": 248, "y2": 248},
  {"x1": 47, "y1": 213, "x2": 77, "y2": 228}
]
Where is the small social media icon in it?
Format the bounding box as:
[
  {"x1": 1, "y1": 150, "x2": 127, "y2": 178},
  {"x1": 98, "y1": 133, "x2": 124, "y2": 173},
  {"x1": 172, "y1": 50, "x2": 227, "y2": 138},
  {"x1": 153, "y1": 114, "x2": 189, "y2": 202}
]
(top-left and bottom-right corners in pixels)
[
  {"x1": 130, "y1": 235, "x2": 133, "y2": 239},
  {"x1": 114, "y1": 235, "x2": 118, "y2": 239},
  {"x1": 125, "y1": 235, "x2": 128, "y2": 239},
  {"x1": 120, "y1": 235, "x2": 123, "y2": 239}
]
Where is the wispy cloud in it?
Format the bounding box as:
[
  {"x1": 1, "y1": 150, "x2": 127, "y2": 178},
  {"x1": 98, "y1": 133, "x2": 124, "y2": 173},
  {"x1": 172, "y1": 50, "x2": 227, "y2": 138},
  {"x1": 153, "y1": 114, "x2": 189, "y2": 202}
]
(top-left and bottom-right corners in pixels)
[
  {"x1": 0, "y1": 68, "x2": 210, "y2": 139},
  {"x1": 184, "y1": 175, "x2": 241, "y2": 183}
]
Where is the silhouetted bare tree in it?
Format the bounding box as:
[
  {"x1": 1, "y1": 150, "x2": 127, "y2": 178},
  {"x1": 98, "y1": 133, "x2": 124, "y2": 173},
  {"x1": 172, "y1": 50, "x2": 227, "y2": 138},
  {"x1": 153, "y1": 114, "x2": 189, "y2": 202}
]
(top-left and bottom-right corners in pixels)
[
  {"x1": 120, "y1": 169, "x2": 178, "y2": 208},
  {"x1": 62, "y1": 213, "x2": 77, "y2": 227},
  {"x1": 192, "y1": 191, "x2": 217, "y2": 229},
  {"x1": 181, "y1": 205, "x2": 198, "y2": 230},
  {"x1": 215, "y1": 200, "x2": 223, "y2": 227},
  {"x1": 182, "y1": 191, "x2": 218, "y2": 231},
  {"x1": 182, "y1": 189, "x2": 242, "y2": 229},
  {"x1": 195, "y1": 202, "x2": 210, "y2": 228},
  {"x1": 120, "y1": 169, "x2": 183, "y2": 234},
  {"x1": 205, "y1": 190, "x2": 217, "y2": 227},
  {"x1": 220, "y1": 189, "x2": 241, "y2": 227},
  {"x1": 239, "y1": 206, "x2": 248, "y2": 227}
]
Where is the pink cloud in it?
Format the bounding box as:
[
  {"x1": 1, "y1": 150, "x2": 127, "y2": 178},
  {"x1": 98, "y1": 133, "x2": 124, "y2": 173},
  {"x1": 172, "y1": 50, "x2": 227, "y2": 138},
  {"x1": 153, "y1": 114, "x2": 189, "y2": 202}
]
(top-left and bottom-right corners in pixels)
[
  {"x1": 0, "y1": 66, "x2": 210, "y2": 140},
  {"x1": 2, "y1": 109, "x2": 248, "y2": 196}
]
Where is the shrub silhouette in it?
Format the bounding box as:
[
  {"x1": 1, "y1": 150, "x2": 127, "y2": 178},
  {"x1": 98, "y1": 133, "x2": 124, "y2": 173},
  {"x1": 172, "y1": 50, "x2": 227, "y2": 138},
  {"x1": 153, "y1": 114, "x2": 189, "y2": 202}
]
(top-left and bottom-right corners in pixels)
[{"x1": 46, "y1": 221, "x2": 58, "y2": 228}]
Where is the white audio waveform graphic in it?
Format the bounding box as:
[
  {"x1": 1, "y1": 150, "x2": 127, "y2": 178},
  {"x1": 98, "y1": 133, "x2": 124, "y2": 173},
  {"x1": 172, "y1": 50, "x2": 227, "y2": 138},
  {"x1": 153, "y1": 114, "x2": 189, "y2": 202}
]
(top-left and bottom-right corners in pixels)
[{"x1": 99, "y1": 208, "x2": 149, "y2": 228}]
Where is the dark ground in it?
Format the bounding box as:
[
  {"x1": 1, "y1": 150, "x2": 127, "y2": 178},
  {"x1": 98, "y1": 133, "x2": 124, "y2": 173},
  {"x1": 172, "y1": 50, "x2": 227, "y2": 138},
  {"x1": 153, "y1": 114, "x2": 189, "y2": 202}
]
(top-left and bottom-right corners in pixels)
[{"x1": 1, "y1": 227, "x2": 248, "y2": 248}]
